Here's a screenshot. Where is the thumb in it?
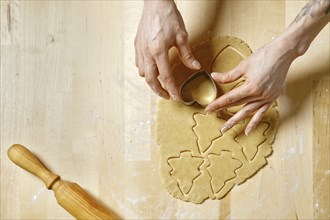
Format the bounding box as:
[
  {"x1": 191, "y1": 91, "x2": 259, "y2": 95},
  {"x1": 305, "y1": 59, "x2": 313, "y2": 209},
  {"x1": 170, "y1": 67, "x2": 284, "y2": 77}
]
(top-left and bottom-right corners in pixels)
[
  {"x1": 211, "y1": 68, "x2": 243, "y2": 84},
  {"x1": 177, "y1": 41, "x2": 201, "y2": 70}
]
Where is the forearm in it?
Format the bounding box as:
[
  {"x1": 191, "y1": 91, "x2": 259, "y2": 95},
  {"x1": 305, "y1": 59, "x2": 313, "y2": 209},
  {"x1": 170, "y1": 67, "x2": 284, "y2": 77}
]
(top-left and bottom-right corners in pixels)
[
  {"x1": 278, "y1": 0, "x2": 330, "y2": 58},
  {"x1": 143, "y1": 0, "x2": 175, "y2": 9}
]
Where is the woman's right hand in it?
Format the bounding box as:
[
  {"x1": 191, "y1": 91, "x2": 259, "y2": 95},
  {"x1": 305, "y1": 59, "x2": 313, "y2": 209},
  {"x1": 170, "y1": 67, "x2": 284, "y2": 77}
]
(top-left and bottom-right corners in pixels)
[{"x1": 135, "y1": 0, "x2": 201, "y2": 101}]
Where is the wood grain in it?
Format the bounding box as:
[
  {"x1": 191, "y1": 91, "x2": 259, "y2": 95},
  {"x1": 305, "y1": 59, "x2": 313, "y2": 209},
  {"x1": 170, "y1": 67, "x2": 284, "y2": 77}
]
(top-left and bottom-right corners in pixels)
[
  {"x1": 313, "y1": 79, "x2": 330, "y2": 220},
  {"x1": 1, "y1": 0, "x2": 329, "y2": 219},
  {"x1": 8, "y1": 144, "x2": 121, "y2": 219}
]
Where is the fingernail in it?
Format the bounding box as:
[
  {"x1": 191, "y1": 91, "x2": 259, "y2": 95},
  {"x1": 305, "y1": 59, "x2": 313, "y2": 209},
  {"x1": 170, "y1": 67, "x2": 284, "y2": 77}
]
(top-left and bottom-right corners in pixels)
[
  {"x1": 245, "y1": 127, "x2": 252, "y2": 136},
  {"x1": 205, "y1": 107, "x2": 213, "y2": 113},
  {"x1": 221, "y1": 124, "x2": 231, "y2": 134},
  {"x1": 171, "y1": 95, "x2": 180, "y2": 102},
  {"x1": 211, "y1": 73, "x2": 216, "y2": 78},
  {"x1": 192, "y1": 60, "x2": 201, "y2": 69},
  {"x1": 245, "y1": 126, "x2": 255, "y2": 136},
  {"x1": 246, "y1": 123, "x2": 258, "y2": 136}
]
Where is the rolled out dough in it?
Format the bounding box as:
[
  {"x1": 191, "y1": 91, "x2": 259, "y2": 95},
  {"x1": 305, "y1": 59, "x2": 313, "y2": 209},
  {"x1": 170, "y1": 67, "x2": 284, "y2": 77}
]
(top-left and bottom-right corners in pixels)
[{"x1": 156, "y1": 36, "x2": 279, "y2": 204}]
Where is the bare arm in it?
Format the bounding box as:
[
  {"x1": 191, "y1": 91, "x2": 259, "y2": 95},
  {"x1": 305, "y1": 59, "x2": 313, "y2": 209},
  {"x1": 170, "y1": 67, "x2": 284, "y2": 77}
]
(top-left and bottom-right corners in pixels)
[
  {"x1": 289, "y1": 0, "x2": 330, "y2": 55},
  {"x1": 206, "y1": 0, "x2": 330, "y2": 135}
]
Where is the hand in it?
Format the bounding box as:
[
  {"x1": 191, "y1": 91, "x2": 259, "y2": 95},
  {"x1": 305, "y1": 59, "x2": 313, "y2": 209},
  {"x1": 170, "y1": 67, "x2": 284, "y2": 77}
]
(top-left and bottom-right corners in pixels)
[
  {"x1": 205, "y1": 37, "x2": 298, "y2": 135},
  {"x1": 135, "y1": 0, "x2": 201, "y2": 101},
  {"x1": 205, "y1": 0, "x2": 329, "y2": 135}
]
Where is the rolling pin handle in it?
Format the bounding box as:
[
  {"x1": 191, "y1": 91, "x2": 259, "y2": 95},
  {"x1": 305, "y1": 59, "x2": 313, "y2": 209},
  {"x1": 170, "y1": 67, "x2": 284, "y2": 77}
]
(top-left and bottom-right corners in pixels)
[{"x1": 7, "y1": 144, "x2": 61, "y2": 189}]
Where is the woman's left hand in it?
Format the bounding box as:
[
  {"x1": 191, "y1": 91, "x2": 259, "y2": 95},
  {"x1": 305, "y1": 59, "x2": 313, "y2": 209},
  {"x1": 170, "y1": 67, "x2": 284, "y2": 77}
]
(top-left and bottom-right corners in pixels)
[{"x1": 205, "y1": 37, "x2": 297, "y2": 135}]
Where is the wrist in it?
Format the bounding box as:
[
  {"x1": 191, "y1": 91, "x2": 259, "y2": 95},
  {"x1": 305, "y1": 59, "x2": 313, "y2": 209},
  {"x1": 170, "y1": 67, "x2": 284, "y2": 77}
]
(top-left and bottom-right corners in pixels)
[
  {"x1": 279, "y1": 27, "x2": 312, "y2": 58},
  {"x1": 271, "y1": 33, "x2": 301, "y2": 63},
  {"x1": 143, "y1": 0, "x2": 177, "y2": 17},
  {"x1": 144, "y1": 0, "x2": 175, "y2": 8}
]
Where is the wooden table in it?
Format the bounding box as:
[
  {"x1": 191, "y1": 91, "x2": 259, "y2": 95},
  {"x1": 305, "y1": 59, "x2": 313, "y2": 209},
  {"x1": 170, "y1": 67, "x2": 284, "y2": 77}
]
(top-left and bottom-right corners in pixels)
[{"x1": 1, "y1": 1, "x2": 329, "y2": 219}]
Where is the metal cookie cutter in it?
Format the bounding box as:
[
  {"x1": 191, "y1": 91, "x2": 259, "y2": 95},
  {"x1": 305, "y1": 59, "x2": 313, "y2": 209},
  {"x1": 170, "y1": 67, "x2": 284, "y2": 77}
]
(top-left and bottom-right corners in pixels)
[{"x1": 179, "y1": 70, "x2": 218, "y2": 107}]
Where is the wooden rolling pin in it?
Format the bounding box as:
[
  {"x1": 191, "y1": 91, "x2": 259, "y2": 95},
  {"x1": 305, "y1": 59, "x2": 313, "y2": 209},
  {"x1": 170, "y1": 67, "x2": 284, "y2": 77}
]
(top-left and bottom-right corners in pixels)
[{"x1": 8, "y1": 144, "x2": 121, "y2": 220}]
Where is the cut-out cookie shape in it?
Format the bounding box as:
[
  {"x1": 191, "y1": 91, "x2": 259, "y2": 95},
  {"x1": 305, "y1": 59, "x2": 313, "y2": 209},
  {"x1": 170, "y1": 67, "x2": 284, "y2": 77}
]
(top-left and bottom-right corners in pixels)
[
  {"x1": 235, "y1": 122, "x2": 269, "y2": 161},
  {"x1": 211, "y1": 46, "x2": 246, "y2": 94},
  {"x1": 157, "y1": 36, "x2": 279, "y2": 204},
  {"x1": 207, "y1": 151, "x2": 243, "y2": 193},
  {"x1": 192, "y1": 113, "x2": 223, "y2": 153},
  {"x1": 168, "y1": 151, "x2": 204, "y2": 195},
  {"x1": 180, "y1": 71, "x2": 217, "y2": 107}
]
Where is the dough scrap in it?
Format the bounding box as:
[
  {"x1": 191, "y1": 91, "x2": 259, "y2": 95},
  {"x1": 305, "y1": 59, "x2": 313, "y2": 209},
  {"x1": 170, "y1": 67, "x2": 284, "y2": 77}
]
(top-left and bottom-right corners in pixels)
[{"x1": 157, "y1": 36, "x2": 279, "y2": 204}]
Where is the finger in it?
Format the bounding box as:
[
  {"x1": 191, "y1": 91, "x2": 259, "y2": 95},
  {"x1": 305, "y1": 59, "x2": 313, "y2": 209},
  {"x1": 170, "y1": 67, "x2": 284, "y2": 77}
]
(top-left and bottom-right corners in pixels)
[
  {"x1": 154, "y1": 53, "x2": 180, "y2": 101},
  {"x1": 138, "y1": 53, "x2": 145, "y2": 77},
  {"x1": 205, "y1": 84, "x2": 251, "y2": 113},
  {"x1": 216, "y1": 95, "x2": 262, "y2": 111},
  {"x1": 135, "y1": 50, "x2": 138, "y2": 68},
  {"x1": 211, "y1": 68, "x2": 244, "y2": 84},
  {"x1": 245, "y1": 102, "x2": 272, "y2": 135},
  {"x1": 144, "y1": 56, "x2": 170, "y2": 99},
  {"x1": 134, "y1": 38, "x2": 145, "y2": 77},
  {"x1": 220, "y1": 101, "x2": 265, "y2": 134},
  {"x1": 176, "y1": 40, "x2": 201, "y2": 70},
  {"x1": 134, "y1": 39, "x2": 139, "y2": 68}
]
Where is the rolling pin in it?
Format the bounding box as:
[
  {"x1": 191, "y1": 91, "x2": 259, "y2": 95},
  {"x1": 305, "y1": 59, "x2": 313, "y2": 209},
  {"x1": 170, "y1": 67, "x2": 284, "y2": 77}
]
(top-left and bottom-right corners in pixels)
[{"x1": 8, "y1": 144, "x2": 121, "y2": 220}]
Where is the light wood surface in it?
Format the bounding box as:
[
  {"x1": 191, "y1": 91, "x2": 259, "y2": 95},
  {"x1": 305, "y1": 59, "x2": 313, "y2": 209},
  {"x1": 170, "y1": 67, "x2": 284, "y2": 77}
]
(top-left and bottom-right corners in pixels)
[
  {"x1": 8, "y1": 144, "x2": 120, "y2": 219},
  {"x1": 1, "y1": 1, "x2": 329, "y2": 219}
]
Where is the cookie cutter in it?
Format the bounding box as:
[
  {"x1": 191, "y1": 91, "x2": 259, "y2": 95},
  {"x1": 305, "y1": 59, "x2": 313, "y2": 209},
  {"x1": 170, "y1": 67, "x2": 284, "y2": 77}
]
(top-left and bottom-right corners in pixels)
[{"x1": 179, "y1": 70, "x2": 218, "y2": 107}]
